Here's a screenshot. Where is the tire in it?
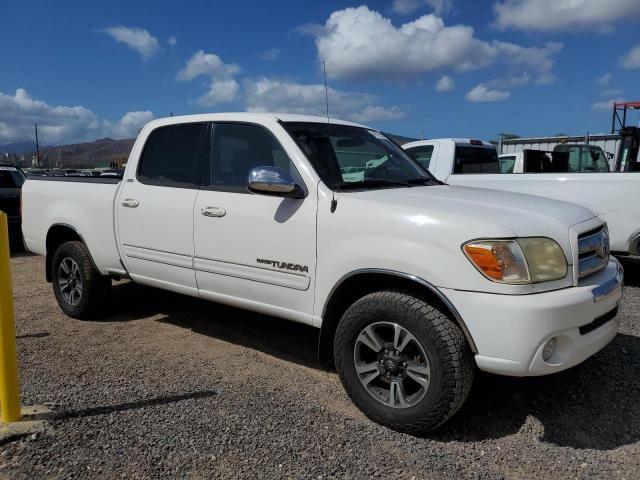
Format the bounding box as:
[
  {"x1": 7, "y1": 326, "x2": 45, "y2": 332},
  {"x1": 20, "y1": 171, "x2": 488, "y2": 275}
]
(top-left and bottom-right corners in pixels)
[
  {"x1": 51, "y1": 241, "x2": 111, "y2": 319},
  {"x1": 334, "y1": 291, "x2": 474, "y2": 433}
]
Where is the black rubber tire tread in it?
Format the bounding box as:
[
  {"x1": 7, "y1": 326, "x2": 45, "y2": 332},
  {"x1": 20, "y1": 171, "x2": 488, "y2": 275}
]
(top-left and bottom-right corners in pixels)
[
  {"x1": 334, "y1": 290, "x2": 474, "y2": 434},
  {"x1": 51, "y1": 241, "x2": 111, "y2": 320}
]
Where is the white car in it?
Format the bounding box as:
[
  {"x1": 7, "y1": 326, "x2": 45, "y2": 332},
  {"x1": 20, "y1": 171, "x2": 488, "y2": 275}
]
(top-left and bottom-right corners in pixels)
[
  {"x1": 404, "y1": 138, "x2": 640, "y2": 257},
  {"x1": 22, "y1": 114, "x2": 623, "y2": 433}
]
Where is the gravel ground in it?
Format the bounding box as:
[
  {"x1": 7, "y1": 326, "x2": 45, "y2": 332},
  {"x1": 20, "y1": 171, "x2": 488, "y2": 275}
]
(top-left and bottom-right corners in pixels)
[{"x1": 0, "y1": 253, "x2": 638, "y2": 479}]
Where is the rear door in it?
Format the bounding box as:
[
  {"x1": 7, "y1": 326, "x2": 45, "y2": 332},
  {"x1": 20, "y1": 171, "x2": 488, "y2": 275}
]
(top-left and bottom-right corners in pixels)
[
  {"x1": 116, "y1": 122, "x2": 209, "y2": 294},
  {"x1": 193, "y1": 122, "x2": 317, "y2": 321}
]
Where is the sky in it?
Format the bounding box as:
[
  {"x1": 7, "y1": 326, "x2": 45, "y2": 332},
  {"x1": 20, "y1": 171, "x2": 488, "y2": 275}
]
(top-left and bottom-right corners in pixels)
[{"x1": 1, "y1": 0, "x2": 640, "y2": 146}]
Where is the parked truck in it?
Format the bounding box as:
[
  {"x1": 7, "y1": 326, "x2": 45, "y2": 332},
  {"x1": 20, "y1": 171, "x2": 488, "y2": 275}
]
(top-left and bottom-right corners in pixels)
[
  {"x1": 498, "y1": 145, "x2": 610, "y2": 174},
  {"x1": 22, "y1": 114, "x2": 623, "y2": 432},
  {"x1": 404, "y1": 138, "x2": 640, "y2": 257}
]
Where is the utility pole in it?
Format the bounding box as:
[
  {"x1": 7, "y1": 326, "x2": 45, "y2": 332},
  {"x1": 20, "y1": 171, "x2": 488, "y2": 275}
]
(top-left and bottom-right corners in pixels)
[{"x1": 34, "y1": 124, "x2": 40, "y2": 168}]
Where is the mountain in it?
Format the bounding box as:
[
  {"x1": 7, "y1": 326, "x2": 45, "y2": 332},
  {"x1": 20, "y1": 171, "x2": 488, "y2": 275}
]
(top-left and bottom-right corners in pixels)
[
  {"x1": 0, "y1": 141, "x2": 43, "y2": 155},
  {"x1": 37, "y1": 137, "x2": 135, "y2": 169}
]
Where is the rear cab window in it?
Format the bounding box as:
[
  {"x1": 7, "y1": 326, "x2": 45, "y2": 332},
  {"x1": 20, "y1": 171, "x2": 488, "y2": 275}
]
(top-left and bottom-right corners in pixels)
[
  {"x1": 453, "y1": 145, "x2": 500, "y2": 174},
  {"x1": 0, "y1": 166, "x2": 25, "y2": 188},
  {"x1": 137, "y1": 123, "x2": 209, "y2": 188}
]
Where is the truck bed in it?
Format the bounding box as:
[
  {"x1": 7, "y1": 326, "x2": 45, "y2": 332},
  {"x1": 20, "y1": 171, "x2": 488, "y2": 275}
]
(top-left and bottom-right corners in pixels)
[{"x1": 21, "y1": 176, "x2": 124, "y2": 274}]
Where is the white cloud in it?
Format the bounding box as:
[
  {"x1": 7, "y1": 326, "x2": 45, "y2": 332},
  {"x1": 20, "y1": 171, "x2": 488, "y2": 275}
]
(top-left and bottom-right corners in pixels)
[
  {"x1": 493, "y1": 0, "x2": 640, "y2": 32},
  {"x1": 466, "y1": 84, "x2": 510, "y2": 103},
  {"x1": 435, "y1": 75, "x2": 455, "y2": 92},
  {"x1": 260, "y1": 48, "x2": 281, "y2": 61},
  {"x1": 392, "y1": 0, "x2": 454, "y2": 15},
  {"x1": 108, "y1": 111, "x2": 154, "y2": 138},
  {"x1": 593, "y1": 98, "x2": 625, "y2": 111},
  {"x1": 313, "y1": 6, "x2": 561, "y2": 82},
  {"x1": 392, "y1": 0, "x2": 423, "y2": 14},
  {"x1": 197, "y1": 79, "x2": 240, "y2": 106},
  {"x1": 316, "y1": 7, "x2": 494, "y2": 79},
  {"x1": 0, "y1": 88, "x2": 153, "y2": 144},
  {"x1": 244, "y1": 78, "x2": 403, "y2": 123},
  {"x1": 177, "y1": 51, "x2": 240, "y2": 105},
  {"x1": 597, "y1": 73, "x2": 613, "y2": 85},
  {"x1": 168, "y1": 35, "x2": 177, "y2": 47},
  {"x1": 177, "y1": 50, "x2": 240, "y2": 81},
  {"x1": 102, "y1": 26, "x2": 160, "y2": 59},
  {"x1": 425, "y1": 0, "x2": 454, "y2": 15},
  {"x1": 492, "y1": 41, "x2": 563, "y2": 85},
  {"x1": 351, "y1": 105, "x2": 405, "y2": 122},
  {"x1": 621, "y1": 44, "x2": 640, "y2": 69}
]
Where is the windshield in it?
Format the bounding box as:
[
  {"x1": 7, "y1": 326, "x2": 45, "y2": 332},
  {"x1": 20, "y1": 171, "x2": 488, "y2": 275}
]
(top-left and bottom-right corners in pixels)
[
  {"x1": 283, "y1": 122, "x2": 438, "y2": 190},
  {"x1": 0, "y1": 166, "x2": 25, "y2": 188}
]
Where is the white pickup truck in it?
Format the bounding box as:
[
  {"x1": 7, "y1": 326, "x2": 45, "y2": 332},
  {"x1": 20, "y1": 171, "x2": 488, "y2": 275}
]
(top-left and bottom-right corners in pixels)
[
  {"x1": 403, "y1": 138, "x2": 640, "y2": 257},
  {"x1": 23, "y1": 113, "x2": 623, "y2": 433}
]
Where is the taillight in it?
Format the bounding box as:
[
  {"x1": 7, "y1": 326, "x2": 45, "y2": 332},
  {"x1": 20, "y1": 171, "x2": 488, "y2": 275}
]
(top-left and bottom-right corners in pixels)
[{"x1": 469, "y1": 139, "x2": 483, "y2": 145}]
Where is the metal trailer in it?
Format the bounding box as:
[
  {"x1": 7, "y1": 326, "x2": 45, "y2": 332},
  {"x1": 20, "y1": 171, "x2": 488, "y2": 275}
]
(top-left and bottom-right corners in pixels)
[{"x1": 499, "y1": 134, "x2": 621, "y2": 170}]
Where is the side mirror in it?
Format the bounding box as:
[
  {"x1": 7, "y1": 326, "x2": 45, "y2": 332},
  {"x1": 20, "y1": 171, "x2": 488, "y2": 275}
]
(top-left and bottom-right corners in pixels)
[{"x1": 247, "y1": 166, "x2": 306, "y2": 199}]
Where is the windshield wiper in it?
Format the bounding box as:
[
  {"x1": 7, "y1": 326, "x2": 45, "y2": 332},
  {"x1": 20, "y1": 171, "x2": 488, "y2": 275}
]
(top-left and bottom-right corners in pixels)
[{"x1": 332, "y1": 178, "x2": 411, "y2": 190}]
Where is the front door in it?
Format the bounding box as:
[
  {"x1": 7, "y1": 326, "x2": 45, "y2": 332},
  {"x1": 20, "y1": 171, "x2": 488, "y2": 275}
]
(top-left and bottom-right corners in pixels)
[
  {"x1": 116, "y1": 122, "x2": 209, "y2": 294},
  {"x1": 193, "y1": 122, "x2": 317, "y2": 322}
]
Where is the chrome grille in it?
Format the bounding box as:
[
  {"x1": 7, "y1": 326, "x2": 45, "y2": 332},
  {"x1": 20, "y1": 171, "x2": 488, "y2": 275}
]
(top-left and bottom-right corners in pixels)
[{"x1": 577, "y1": 226, "x2": 609, "y2": 279}]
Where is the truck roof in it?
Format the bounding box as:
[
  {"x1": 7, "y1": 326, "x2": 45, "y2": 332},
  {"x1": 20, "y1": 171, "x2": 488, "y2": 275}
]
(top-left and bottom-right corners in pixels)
[
  {"x1": 146, "y1": 112, "x2": 369, "y2": 130},
  {"x1": 403, "y1": 138, "x2": 494, "y2": 149}
]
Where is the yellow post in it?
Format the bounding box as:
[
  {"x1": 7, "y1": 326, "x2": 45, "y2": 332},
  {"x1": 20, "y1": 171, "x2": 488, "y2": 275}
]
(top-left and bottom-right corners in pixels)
[{"x1": 0, "y1": 212, "x2": 21, "y2": 422}]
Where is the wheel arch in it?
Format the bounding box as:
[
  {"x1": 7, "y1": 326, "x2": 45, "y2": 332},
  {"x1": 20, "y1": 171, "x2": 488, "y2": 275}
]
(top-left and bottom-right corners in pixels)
[
  {"x1": 45, "y1": 224, "x2": 92, "y2": 282},
  {"x1": 317, "y1": 269, "x2": 477, "y2": 366}
]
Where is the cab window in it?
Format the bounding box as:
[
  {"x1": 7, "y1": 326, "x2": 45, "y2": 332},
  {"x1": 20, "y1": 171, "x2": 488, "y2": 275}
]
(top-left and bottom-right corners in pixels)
[
  {"x1": 204, "y1": 122, "x2": 302, "y2": 192},
  {"x1": 499, "y1": 156, "x2": 516, "y2": 173},
  {"x1": 138, "y1": 123, "x2": 208, "y2": 187},
  {"x1": 405, "y1": 146, "x2": 434, "y2": 169}
]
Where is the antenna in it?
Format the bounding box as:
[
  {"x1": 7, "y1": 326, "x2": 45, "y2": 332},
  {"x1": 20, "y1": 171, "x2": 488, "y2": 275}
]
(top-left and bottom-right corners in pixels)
[
  {"x1": 322, "y1": 60, "x2": 330, "y2": 123},
  {"x1": 34, "y1": 124, "x2": 40, "y2": 168},
  {"x1": 322, "y1": 60, "x2": 338, "y2": 213}
]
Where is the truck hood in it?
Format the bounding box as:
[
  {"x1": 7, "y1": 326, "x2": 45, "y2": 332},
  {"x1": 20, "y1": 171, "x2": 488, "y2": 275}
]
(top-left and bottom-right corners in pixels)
[
  {"x1": 323, "y1": 183, "x2": 599, "y2": 294},
  {"x1": 347, "y1": 184, "x2": 594, "y2": 234}
]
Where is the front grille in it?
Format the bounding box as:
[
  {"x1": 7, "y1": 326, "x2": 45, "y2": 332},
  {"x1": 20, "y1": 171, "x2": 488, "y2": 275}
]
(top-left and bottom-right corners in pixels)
[
  {"x1": 577, "y1": 225, "x2": 609, "y2": 279},
  {"x1": 579, "y1": 306, "x2": 618, "y2": 335}
]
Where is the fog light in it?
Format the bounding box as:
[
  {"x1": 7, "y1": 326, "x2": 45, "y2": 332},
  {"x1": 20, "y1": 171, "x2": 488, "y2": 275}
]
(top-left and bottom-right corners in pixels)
[{"x1": 542, "y1": 337, "x2": 557, "y2": 362}]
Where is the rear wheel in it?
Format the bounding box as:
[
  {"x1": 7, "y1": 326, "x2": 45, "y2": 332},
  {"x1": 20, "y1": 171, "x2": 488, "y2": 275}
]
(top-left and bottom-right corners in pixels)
[
  {"x1": 334, "y1": 291, "x2": 474, "y2": 433},
  {"x1": 52, "y1": 241, "x2": 111, "y2": 319}
]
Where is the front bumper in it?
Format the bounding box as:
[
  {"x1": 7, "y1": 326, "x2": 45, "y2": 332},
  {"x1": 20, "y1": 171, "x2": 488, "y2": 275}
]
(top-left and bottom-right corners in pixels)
[{"x1": 440, "y1": 258, "x2": 623, "y2": 376}]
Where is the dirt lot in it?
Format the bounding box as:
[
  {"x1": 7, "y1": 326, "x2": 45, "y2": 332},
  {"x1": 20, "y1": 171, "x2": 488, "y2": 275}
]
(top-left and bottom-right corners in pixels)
[{"x1": 0, "y1": 253, "x2": 638, "y2": 479}]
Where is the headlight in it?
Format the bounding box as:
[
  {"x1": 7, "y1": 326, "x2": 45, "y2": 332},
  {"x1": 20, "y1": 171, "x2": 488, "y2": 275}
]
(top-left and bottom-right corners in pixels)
[{"x1": 463, "y1": 238, "x2": 567, "y2": 284}]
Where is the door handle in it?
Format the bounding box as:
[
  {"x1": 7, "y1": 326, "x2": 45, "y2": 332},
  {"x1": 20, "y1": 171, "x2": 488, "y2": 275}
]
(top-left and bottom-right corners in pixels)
[
  {"x1": 121, "y1": 198, "x2": 140, "y2": 208},
  {"x1": 201, "y1": 206, "x2": 226, "y2": 218}
]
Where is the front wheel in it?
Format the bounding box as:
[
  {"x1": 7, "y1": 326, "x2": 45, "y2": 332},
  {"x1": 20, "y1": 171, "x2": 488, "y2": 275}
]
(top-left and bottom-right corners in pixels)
[
  {"x1": 334, "y1": 291, "x2": 474, "y2": 433},
  {"x1": 52, "y1": 241, "x2": 111, "y2": 319}
]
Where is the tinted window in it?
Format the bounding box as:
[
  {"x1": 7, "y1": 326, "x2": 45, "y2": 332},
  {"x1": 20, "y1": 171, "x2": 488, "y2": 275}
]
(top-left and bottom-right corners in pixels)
[
  {"x1": 453, "y1": 146, "x2": 499, "y2": 174},
  {"x1": 0, "y1": 167, "x2": 24, "y2": 188},
  {"x1": 405, "y1": 146, "x2": 434, "y2": 169},
  {"x1": 138, "y1": 123, "x2": 207, "y2": 187},
  {"x1": 206, "y1": 123, "x2": 300, "y2": 191}
]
